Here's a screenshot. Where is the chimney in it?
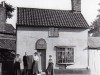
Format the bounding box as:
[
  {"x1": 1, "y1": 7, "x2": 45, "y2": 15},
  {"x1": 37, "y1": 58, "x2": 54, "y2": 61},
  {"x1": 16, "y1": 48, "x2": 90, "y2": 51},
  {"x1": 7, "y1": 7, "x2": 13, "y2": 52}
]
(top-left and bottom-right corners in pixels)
[
  {"x1": 0, "y1": 1, "x2": 6, "y2": 32},
  {"x1": 1, "y1": 1, "x2": 5, "y2": 7},
  {"x1": 71, "y1": 0, "x2": 81, "y2": 12}
]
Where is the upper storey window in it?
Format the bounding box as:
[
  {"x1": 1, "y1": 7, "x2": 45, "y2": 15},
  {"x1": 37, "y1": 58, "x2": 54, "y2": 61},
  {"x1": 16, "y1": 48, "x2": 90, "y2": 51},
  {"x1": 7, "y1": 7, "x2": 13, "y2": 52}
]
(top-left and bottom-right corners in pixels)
[{"x1": 49, "y1": 27, "x2": 59, "y2": 37}]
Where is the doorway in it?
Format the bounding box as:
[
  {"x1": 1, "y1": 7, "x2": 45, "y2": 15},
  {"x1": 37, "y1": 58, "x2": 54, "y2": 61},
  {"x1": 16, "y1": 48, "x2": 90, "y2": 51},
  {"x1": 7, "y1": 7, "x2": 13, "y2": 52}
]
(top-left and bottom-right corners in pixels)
[
  {"x1": 37, "y1": 49, "x2": 46, "y2": 72},
  {"x1": 36, "y1": 38, "x2": 47, "y2": 72}
]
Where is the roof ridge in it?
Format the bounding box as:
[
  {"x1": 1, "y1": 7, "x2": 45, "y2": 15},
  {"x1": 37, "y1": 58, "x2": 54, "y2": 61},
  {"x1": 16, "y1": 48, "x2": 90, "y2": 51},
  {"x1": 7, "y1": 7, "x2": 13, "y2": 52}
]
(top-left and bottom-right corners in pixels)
[{"x1": 17, "y1": 7, "x2": 73, "y2": 12}]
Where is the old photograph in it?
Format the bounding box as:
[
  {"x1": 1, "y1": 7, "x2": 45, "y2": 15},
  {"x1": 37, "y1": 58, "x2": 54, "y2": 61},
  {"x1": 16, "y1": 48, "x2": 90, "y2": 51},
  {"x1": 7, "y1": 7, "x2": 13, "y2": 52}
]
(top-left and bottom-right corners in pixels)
[{"x1": 0, "y1": 0, "x2": 100, "y2": 75}]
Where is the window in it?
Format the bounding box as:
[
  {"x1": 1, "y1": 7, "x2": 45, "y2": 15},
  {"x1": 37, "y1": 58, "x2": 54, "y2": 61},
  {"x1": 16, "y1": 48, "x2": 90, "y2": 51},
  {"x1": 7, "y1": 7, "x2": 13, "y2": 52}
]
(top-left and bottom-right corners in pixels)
[
  {"x1": 49, "y1": 27, "x2": 59, "y2": 37},
  {"x1": 56, "y1": 46, "x2": 74, "y2": 64}
]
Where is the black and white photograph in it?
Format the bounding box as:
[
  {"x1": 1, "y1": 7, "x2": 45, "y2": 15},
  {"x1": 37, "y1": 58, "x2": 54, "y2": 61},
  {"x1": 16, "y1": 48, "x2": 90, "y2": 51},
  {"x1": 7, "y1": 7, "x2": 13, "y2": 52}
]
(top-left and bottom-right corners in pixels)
[{"x1": 0, "y1": 0, "x2": 100, "y2": 75}]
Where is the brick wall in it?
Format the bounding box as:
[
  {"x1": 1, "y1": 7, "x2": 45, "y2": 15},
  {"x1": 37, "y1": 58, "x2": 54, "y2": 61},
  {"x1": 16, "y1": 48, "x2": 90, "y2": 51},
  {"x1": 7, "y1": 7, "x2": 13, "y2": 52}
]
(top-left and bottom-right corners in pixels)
[{"x1": 71, "y1": 0, "x2": 81, "y2": 12}]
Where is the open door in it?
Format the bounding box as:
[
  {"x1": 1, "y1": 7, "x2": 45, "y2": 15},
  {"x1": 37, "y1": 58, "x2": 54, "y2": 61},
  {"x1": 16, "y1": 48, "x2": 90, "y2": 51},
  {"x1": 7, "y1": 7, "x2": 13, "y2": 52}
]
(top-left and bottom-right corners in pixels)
[{"x1": 38, "y1": 50, "x2": 46, "y2": 72}]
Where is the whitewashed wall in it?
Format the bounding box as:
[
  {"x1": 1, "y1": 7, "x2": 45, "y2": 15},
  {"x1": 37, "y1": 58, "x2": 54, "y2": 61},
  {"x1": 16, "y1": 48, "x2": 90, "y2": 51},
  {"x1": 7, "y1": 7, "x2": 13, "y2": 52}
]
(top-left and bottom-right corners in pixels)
[
  {"x1": 89, "y1": 49, "x2": 100, "y2": 75},
  {"x1": 17, "y1": 26, "x2": 88, "y2": 69}
]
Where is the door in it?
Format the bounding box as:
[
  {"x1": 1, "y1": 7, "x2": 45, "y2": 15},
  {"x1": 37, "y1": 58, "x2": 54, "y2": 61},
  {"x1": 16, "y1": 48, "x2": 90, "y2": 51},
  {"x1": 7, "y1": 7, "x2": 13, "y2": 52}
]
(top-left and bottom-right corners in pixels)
[{"x1": 38, "y1": 50, "x2": 46, "y2": 72}]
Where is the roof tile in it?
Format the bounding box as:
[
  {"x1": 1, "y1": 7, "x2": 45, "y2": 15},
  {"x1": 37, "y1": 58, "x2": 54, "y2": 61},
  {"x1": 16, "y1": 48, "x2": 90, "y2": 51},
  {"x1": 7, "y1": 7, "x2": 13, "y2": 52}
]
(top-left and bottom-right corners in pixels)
[
  {"x1": 88, "y1": 37, "x2": 100, "y2": 49},
  {"x1": 0, "y1": 38, "x2": 16, "y2": 50},
  {"x1": 17, "y1": 7, "x2": 89, "y2": 28}
]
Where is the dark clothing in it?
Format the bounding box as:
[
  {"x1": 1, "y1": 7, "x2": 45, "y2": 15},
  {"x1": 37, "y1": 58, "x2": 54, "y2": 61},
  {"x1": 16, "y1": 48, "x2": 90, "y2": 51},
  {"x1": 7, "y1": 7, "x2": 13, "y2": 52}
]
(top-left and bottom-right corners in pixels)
[
  {"x1": 14, "y1": 69, "x2": 20, "y2": 75},
  {"x1": 27, "y1": 55, "x2": 33, "y2": 69},
  {"x1": 23, "y1": 56, "x2": 28, "y2": 66},
  {"x1": 32, "y1": 61, "x2": 39, "y2": 75},
  {"x1": 23, "y1": 66, "x2": 28, "y2": 75},
  {"x1": 14, "y1": 62, "x2": 20, "y2": 70},
  {"x1": 23, "y1": 56, "x2": 28, "y2": 75},
  {"x1": 23, "y1": 55, "x2": 33, "y2": 75},
  {"x1": 14, "y1": 62, "x2": 20, "y2": 75},
  {"x1": 46, "y1": 62, "x2": 53, "y2": 75}
]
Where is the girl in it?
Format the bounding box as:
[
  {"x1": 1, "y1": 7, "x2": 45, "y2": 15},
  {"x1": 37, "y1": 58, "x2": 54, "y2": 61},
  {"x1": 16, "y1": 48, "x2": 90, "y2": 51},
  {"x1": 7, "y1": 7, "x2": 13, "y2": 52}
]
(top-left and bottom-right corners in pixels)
[
  {"x1": 46, "y1": 59, "x2": 53, "y2": 75},
  {"x1": 32, "y1": 52, "x2": 39, "y2": 75},
  {"x1": 14, "y1": 54, "x2": 21, "y2": 75}
]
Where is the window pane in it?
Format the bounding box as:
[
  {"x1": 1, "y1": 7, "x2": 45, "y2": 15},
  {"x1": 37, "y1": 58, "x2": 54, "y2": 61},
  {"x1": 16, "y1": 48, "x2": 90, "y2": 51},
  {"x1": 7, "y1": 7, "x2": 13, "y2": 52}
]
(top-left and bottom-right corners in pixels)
[
  {"x1": 59, "y1": 51, "x2": 62, "y2": 63},
  {"x1": 56, "y1": 47, "x2": 74, "y2": 64},
  {"x1": 49, "y1": 28, "x2": 54, "y2": 36},
  {"x1": 54, "y1": 28, "x2": 59, "y2": 37},
  {"x1": 49, "y1": 28, "x2": 59, "y2": 37}
]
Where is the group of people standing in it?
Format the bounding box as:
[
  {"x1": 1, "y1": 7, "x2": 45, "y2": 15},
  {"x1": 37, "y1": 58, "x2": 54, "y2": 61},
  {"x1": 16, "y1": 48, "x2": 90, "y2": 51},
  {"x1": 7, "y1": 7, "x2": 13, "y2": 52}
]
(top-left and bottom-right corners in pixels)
[
  {"x1": 14, "y1": 52, "x2": 39, "y2": 75},
  {"x1": 14, "y1": 52, "x2": 53, "y2": 75}
]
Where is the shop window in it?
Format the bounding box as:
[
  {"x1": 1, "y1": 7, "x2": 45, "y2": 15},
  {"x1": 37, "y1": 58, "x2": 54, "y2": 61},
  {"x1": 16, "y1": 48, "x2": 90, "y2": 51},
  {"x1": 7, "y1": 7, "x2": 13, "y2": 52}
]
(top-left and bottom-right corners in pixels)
[{"x1": 56, "y1": 46, "x2": 74, "y2": 64}]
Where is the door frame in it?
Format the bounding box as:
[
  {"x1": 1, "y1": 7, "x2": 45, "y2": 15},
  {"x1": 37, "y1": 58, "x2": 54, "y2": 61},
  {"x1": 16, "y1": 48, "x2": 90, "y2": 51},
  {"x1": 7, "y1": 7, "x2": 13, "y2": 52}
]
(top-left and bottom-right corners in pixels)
[
  {"x1": 35, "y1": 38, "x2": 47, "y2": 72},
  {"x1": 37, "y1": 49, "x2": 46, "y2": 72}
]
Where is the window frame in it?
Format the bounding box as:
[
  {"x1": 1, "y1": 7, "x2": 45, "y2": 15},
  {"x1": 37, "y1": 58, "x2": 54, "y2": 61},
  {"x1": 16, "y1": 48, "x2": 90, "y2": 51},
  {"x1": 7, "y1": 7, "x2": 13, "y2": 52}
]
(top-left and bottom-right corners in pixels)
[
  {"x1": 56, "y1": 46, "x2": 74, "y2": 65},
  {"x1": 48, "y1": 27, "x2": 59, "y2": 37}
]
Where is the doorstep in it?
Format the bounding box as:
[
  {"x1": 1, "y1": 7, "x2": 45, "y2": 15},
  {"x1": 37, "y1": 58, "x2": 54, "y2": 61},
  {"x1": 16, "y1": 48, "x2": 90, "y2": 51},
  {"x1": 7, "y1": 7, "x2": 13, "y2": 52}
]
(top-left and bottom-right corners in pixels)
[
  {"x1": 40, "y1": 72, "x2": 46, "y2": 75},
  {"x1": 54, "y1": 68, "x2": 91, "y2": 75}
]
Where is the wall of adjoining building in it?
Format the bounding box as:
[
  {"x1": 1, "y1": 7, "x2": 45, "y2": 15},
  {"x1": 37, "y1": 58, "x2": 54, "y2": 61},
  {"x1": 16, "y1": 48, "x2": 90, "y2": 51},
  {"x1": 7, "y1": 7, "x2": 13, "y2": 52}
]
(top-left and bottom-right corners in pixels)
[{"x1": 89, "y1": 49, "x2": 100, "y2": 74}]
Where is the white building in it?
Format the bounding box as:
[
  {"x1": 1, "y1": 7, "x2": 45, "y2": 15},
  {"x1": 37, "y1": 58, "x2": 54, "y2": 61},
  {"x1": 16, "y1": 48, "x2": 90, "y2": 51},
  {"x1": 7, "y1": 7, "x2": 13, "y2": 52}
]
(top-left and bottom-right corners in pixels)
[{"x1": 16, "y1": 0, "x2": 90, "y2": 74}]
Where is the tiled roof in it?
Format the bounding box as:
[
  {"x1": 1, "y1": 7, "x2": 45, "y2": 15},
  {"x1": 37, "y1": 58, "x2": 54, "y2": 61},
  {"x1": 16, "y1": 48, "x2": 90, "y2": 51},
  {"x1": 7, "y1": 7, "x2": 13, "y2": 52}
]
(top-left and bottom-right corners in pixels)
[
  {"x1": 0, "y1": 38, "x2": 16, "y2": 50},
  {"x1": 5, "y1": 24, "x2": 16, "y2": 34},
  {"x1": 17, "y1": 7, "x2": 89, "y2": 28},
  {"x1": 0, "y1": 23, "x2": 16, "y2": 35},
  {"x1": 88, "y1": 37, "x2": 100, "y2": 49}
]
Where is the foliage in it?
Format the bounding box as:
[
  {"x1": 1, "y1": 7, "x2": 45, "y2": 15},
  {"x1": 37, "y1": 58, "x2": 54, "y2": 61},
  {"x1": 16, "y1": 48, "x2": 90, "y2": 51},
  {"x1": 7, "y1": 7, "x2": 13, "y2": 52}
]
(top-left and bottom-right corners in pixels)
[
  {"x1": 2, "y1": 1, "x2": 15, "y2": 19},
  {"x1": 0, "y1": 49, "x2": 15, "y2": 61},
  {"x1": 89, "y1": 9, "x2": 100, "y2": 36}
]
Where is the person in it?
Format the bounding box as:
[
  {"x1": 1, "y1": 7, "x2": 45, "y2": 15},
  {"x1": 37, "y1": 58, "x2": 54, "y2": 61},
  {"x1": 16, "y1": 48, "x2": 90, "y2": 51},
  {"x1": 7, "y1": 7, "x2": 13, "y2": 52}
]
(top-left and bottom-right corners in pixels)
[
  {"x1": 32, "y1": 52, "x2": 39, "y2": 75},
  {"x1": 23, "y1": 52, "x2": 28, "y2": 75},
  {"x1": 46, "y1": 59, "x2": 53, "y2": 75},
  {"x1": 14, "y1": 54, "x2": 21, "y2": 75}
]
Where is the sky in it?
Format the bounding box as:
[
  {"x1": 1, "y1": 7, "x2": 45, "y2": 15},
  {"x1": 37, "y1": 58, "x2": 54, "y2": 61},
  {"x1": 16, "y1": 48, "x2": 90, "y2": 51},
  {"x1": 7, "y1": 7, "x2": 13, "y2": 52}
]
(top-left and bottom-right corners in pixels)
[{"x1": 0, "y1": 0, "x2": 100, "y2": 28}]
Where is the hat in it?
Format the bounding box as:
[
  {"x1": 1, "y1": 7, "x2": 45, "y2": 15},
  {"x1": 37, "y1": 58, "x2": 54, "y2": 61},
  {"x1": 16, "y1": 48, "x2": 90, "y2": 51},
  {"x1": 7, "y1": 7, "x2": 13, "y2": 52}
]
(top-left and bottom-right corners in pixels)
[
  {"x1": 16, "y1": 54, "x2": 20, "y2": 56},
  {"x1": 34, "y1": 52, "x2": 38, "y2": 55}
]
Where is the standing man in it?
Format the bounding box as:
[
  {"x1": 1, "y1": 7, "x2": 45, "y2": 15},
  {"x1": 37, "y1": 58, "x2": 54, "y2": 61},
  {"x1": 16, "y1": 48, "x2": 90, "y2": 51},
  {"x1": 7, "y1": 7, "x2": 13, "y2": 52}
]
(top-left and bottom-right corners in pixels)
[{"x1": 23, "y1": 52, "x2": 28, "y2": 75}]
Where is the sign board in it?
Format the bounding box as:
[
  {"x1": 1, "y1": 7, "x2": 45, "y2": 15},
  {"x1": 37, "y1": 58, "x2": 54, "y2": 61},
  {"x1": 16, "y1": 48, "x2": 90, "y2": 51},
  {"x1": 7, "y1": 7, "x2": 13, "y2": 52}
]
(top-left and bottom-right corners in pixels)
[{"x1": 36, "y1": 38, "x2": 47, "y2": 50}]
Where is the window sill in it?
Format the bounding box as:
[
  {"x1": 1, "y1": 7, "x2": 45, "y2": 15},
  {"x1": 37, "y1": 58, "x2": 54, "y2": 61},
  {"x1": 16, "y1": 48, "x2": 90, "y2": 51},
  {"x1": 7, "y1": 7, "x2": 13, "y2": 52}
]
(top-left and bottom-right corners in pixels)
[
  {"x1": 57, "y1": 63, "x2": 74, "y2": 65},
  {"x1": 48, "y1": 36, "x2": 59, "y2": 38}
]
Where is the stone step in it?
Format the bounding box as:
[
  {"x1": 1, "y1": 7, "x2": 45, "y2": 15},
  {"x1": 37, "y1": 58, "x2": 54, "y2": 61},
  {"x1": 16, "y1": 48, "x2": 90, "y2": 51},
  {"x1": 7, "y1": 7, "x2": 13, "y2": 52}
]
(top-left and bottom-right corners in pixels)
[
  {"x1": 40, "y1": 74, "x2": 90, "y2": 75},
  {"x1": 40, "y1": 72, "x2": 46, "y2": 75},
  {"x1": 39, "y1": 69, "x2": 91, "y2": 75},
  {"x1": 54, "y1": 74, "x2": 91, "y2": 75},
  {"x1": 54, "y1": 69, "x2": 90, "y2": 74}
]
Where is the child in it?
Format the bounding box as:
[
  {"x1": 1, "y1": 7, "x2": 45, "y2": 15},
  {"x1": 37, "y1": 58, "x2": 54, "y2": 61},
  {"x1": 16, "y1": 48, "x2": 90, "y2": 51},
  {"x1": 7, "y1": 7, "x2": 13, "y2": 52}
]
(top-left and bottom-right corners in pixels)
[{"x1": 46, "y1": 59, "x2": 53, "y2": 75}]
